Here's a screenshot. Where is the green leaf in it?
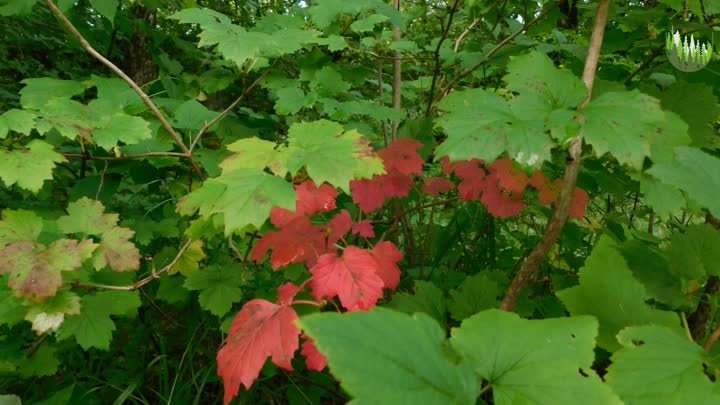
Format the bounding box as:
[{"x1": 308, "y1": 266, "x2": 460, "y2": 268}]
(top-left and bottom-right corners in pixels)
[
  {"x1": 658, "y1": 80, "x2": 720, "y2": 148},
  {"x1": 386, "y1": 281, "x2": 447, "y2": 326},
  {"x1": 172, "y1": 99, "x2": 218, "y2": 130},
  {"x1": 183, "y1": 264, "x2": 245, "y2": 316},
  {"x1": 0, "y1": 0, "x2": 37, "y2": 16},
  {"x1": 274, "y1": 86, "x2": 310, "y2": 115},
  {"x1": 450, "y1": 310, "x2": 621, "y2": 405},
  {"x1": 581, "y1": 91, "x2": 665, "y2": 169},
  {"x1": 505, "y1": 51, "x2": 586, "y2": 109},
  {"x1": 300, "y1": 308, "x2": 477, "y2": 405},
  {"x1": 286, "y1": 120, "x2": 384, "y2": 192},
  {"x1": 0, "y1": 109, "x2": 36, "y2": 137},
  {"x1": 350, "y1": 14, "x2": 388, "y2": 32},
  {"x1": 177, "y1": 169, "x2": 296, "y2": 234},
  {"x1": 17, "y1": 345, "x2": 59, "y2": 377},
  {"x1": 57, "y1": 291, "x2": 140, "y2": 350},
  {"x1": 311, "y1": 66, "x2": 351, "y2": 96},
  {"x1": 639, "y1": 175, "x2": 685, "y2": 221},
  {"x1": 0, "y1": 140, "x2": 66, "y2": 192},
  {"x1": 89, "y1": 0, "x2": 118, "y2": 24},
  {"x1": 0, "y1": 395, "x2": 21, "y2": 405},
  {"x1": 647, "y1": 147, "x2": 720, "y2": 218},
  {"x1": 667, "y1": 224, "x2": 720, "y2": 279},
  {"x1": 24, "y1": 290, "x2": 81, "y2": 333},
  {"x1": 221, "y1": 138, "x2": 288, "y2": 176},
  {"x1": 0, "y1": 209, "x2": 43, "y2": 248},
  {"x1": 606, "y1": 325, "x2": 720, "y2": 405},
  {"x1": 308, "y1": 0, "x2": 403, "y2": 29},
  {"x1": 19, "y1": 78, "x2": 87, "y2": 109},
  {"x1": 557, "y1": 236, "x2": 681, "y2": 351},
  {"x1": 317, "y1": 35, "x2": 348, "y2": 51},
  {"x1": 92, "y1": 114, "x2": 152, "y2": 150},
  {"x1": 0, "y1": 285, "x2": 25, "y2": 327},
  {"x1": 167, "y1": 240, "x2": 206, "y2": 276},
  {"x1": 58, "y1": 197, "x2": 118, "y2": 235},
  {"x1": 448, "y1": 273, "x2": 501, "y2": 321}
]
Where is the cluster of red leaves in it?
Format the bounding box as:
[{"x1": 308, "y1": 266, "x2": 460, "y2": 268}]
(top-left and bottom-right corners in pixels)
[
  {"x1": 438, "y1": 157, "x2": 589, "y2": 220},
  {"x1": 219, "y1": 177, "x2": 403, "y2": 404}
]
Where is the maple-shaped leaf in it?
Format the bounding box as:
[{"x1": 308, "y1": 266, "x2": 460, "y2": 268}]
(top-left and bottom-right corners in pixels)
[
  {"x1": 370, "y1": 241, "x2": 402, "y2": 291},
  {"x1": 441, "y1": 157, "x2": 486, "y2": 200},
  {"x1": 92, "y1": 227, "x2": 141, "y2": 272},
  {"x1": 326, "y1": 210, "x2": 352, "y2": 245},
  {"x1": 350, "y1": 170, "x2": 414, "y2": 213},
  {"x1": 57, "y1": 198, "x2": 118, "y2": 235},
  {"x1": 277, "y1": 282, "x2": 301, "y2": 305},
  {"x1": 529, "y1": 172, "x2": 590, "y2": 219},
  {"x1": 166, "y1": 240, "x2": 206, "y2": 276},
  {"x1": 378, "y1": 139, "x2": 424, "y2": 176},
  {"x1": 24, "y1": 290, "x2": 81, "y2": 334},
  {"x1": 272, "y1": 180, "x2": 339, "y2": 226},
  {"x1": 177, "y1": 169, "x2": 296, "y2": 235},
  {"x1": 217, "y1": 298, "x2": 300, "y2": 405},
  {"x1": 422, "y1": 177, "x2": 454, "y2": 197},
  {"x1": 351, "y1": 220, "x2": 375, "y2": 238},
  {"x1": 252, "y1": 216, "x2": 327, "y2": 270},
  {"x1": 0, "y1": 140, "x2": 66, "y2": 193},
  {"x1": 489, "y1": 158, "x2": 529, "y2": 195},
  {"x1": 0, "y1": 239, "x2": 96, "y2": 301},
  {"x1": 480, "y1": 173, "x2": 525, "y2": 218},
  {"x1": 301, "y1": 336, "x2": 327, "y2": 371},
  {"x1": 220, "y1": 138, "x2": 288, "y2": 176},
  {"x1": 183, "y1": 264, "x2": 244, "y2": 317},
  {"x1": 0, "y1": 209, "x2": 44, "y2": 248},
  {"x1": 309, "y1": 247, "x2": 385, "y2": 311}
]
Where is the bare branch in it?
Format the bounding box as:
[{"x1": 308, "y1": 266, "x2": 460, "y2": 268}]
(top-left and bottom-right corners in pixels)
[
  {"x1": 45, "y1": 0, "x2": 204, "y2": 177},
  {"x1": 454, "y1": 18, "x2": 479, "y2": 52},
  {"x1": 63, "y1": 151, "x2": 188, "y2": 160},
  {"x1": 501, "y1": 0, "x2": 611, "y2": 311},
  {"x1": 74, "y1": 239, "x2": 193, "y2": 291},
  {"x1": 391, "y1": 0, "x2": 403, "y2": 139},
  {"x1": 426, "y1": 0, "x2": 463, "y2": 115}
]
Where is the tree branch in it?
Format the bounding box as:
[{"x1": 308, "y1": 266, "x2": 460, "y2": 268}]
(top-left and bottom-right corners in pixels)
[
  {"x1": 391, "y1": 0, "x2": 402, "y2": 139},
  {"x1": 63, "y1": 151, "x2": 188, "y2": 160},
  {"x1": 426, "y1": 0, "x2": 463, "y2": 115},
  {"x1": 45, "y1": 0, "x2": 204, "y2": 177},
  {"x1": 74, "y1": 239, "x2": 193, "y2": 291},
  {"x1": 431, "y1": 0, "x2": 562, "y2": 109},
  {"x1": 188, "y1": 71, "x2": 268, "y2": 153},
  {"x1": 501, "y1": 0, "x2": 611, "y2": 311}
]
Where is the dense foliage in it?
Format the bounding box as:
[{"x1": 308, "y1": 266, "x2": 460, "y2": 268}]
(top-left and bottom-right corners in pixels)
[{"x1": 2, "y1": 0, "x2": 720, "y2": 404}]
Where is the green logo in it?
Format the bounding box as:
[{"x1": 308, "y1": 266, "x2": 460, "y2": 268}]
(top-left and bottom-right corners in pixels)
[{"x1": 666, "y1": 30, "x2": 713, "y2": 72}]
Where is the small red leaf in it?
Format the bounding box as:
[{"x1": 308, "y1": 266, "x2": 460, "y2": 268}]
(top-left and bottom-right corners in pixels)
[
  {"x1": 422, "y1": 177, "x2": 454, "y2": 196},
  {"x1": 295, "y1": 180, "x2": 338, "y2": 216},
  {"x1": 370, "y1": 241, "x2": 402, "y2": 291},
  {"x1": 309, "y1": 247, "x2": 385, "y2": 311},
  {"x1": 326, "y1": 210, "x2": 352, "y2": 246},
  {"x1": 301, "y1": 336, "x2": 327, "y2": 371},
  {"x1": 252, "y1": 216, "x2": 326, "y2": 270},
  {"x1": 278, "y1": 282, "x2": 301, "y2": 305},
  {"x1": 378, "y1": 139, "x2": 424, "y2": 176},
  {"x1": 350, "y1": 171, "x2": 414, "y2": 213},
  {"x1": 489, "y1": 158, "x2": 529, "y2": 194},
  {"x1": 351, "y1": 220, "x2": 376, "y2": 238},
  {"x1": 481, "y1": 174, "x2": 525, "y2": 218},
  {"x1": 217, "y1": 299, "x2": 300, "y2": 405},
  {"x1": 569, "y1": 188, "x2": 590, "y2": 219}
]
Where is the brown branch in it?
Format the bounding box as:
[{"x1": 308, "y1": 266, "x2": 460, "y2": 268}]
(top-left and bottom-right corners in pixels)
[
  {"x1": 391, "y1": 0, "x2": 403, "y2": 139},
  {"x1": 426, "y1": 0, "x2": 463, "y2": 115},
  {"x1": 431, "y1": 0, "x2": 562, "y2": 109},
  {"x1": 704, "y1": 321, "x2": 720, "y2": 352},
  {"x1": 188, "y1": 71, "x2": 268, "y2": 153},
  {"x1": 45, "y1": 0, "x2": 204, "y2": 177},
  {"x1": 74, "y1": 239, "x2": 193, "y2": 291},
  {"x1": 454, "y1": 18, "x2": 479, "y2": 52},
  {"x1": 501, "y1": 0, "x2": 611, "y2": 311}
]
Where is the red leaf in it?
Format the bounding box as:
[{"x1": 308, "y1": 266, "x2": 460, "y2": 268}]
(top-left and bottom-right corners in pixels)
[
  {"x1": 569, "y1": 188, "x2": 590, "y2": 219},
  {"x1": 350, "y1": 171, "x2": 414, "y2": 213},
  {"x1": 446, "y1": 159, "x2": 486, "y2": 201},
  {"x1": 326, "y1": 210, "x2": 352, "y2": 246},
  {"x1": 301, "y1": 336, "x2": 327, "y2": 371},
  {"x1": 252, "y1": 216, "x2": 327, "y2": 270},
  {"x1": 351, "y1": 220, "x2": 375, "y2": 238},
  {"x1": 278, "y1": 282, "x2": 300, "y2": 305},
  {"x1": 378, "y1": 139, "x2": 424, "y2": 176},
  {"x1": 529, "y1": 170, "x2": 548, "y2": 189},
  {"x1": 422, "y1": 177, "x2": 454, "y2": 196},
  {"x1": 309, "y1": 247, "x2": 385, "y2": 311},
  {"x1": 295, "y1": 180, "x2": 338, "y2": 216},
  {"x1": 217, "y1": 299, "x2": 300, "y2": 405},
  {"x1": 370, "y1": 241, "x2": 402, "y2": 290},
  {"x1": 489, "y1": 158, "x2": 529, "y2": 194},
  {"x1": 481, "y1": 173, "x2": 525, "y2": 218}
]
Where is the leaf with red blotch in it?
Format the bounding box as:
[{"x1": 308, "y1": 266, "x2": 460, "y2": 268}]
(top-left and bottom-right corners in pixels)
[
  {"x1": 301, "y1": 336, "x2": 327, "y2": 371},
  {"x1": 378, "y1": 139, "x2": 425, "y2": 176},
  {"x1": 326, "y1": 210, "x2": 352, "y2": 246},
  {"x1": 252, "y1": 216, "x2": 327, "y2": 270},
  {"x1": 489, "y1": 158, "x2": 529, "y2": 194},
  {"x1": 481, "y1": 173, "x2": 525, "y2": 218},
  {"x1": 309, "y1": 247, "x2": 385, "y2": 311},
  {"x1": 351, "y1": 220, "x2": 375, "y2": 238},
  {"x1": 569, "y1": 188, "x2": 590, "y2": 219},
  {"x1": 350, "y1": 171, "x2": 414, "y2": 213},
  {"x1": 370, "y1": 241, "x2": 402, "y2": 290},
  {"x1": 217, "y1": 298, "x2": 300, "y2": 405},
  {"x1": 423, "y1": 177, "x2": 455, "y2": 197}
]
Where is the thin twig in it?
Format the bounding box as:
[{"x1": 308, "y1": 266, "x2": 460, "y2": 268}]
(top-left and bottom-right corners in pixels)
[
  {"x1": 63, "y1": 151, "x2": 188, "y2": 160},
  {"x1": 501, "y1": 0, "x2": 611, "y2": 311},
  {"x1": 74, "y1": 239, "x2": 193, "y2": 291},
  {"x1": 391, "y1": 0, "x2": 403, "y2": 139},
  {"x1": 454, "y1": 18, "x2": 479, "y2": 52},
  {"x1": 431, "y1": 0, "x2": 562, "y2": 109},
  {"x1": 704, "y1": 321, "x2": 720, "y2": 352},
  {"x1": 426, "y1": 0, "x2": 463, "y2": 115},
  {"x1": 188, "y1": 71, "x2": 268, "y2": 153},
  {"x1": 45, "y1": 0, "x2": 204, "y2": 177}
]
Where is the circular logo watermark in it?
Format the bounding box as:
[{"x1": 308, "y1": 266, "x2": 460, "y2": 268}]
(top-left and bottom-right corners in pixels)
[{"x1": 666, "y1": 30, "x2": 713, "y2": 72}]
